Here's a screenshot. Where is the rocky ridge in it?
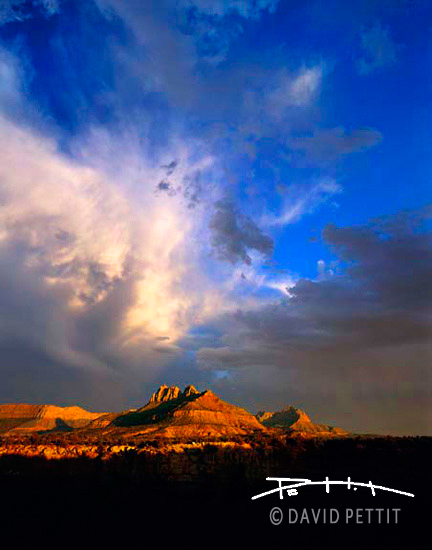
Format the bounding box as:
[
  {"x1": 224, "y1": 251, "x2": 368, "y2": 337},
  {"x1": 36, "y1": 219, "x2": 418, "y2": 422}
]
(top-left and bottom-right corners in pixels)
[
  {"x1": 111, "y1": 385, "x2": 265, "y2": 437},
  {"x1": 256, "y1": 406, "x2": 347, "y2": 437},
  {"x1": 0, "y1": 403, "x2": 105, "y2": 434},
  {"x1": 0, "y1": 385, "x2": 347, "y2": 440}
]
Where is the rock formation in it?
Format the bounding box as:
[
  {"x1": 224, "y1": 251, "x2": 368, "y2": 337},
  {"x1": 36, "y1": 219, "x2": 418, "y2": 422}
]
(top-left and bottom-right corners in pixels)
[
  {"x1": 148, "y1": 384, "x2": 200, "y2": 404},
  {"x1": 256, "y1": 406, "x2": 347, "y2": 437},
  {"x1": 112, "y1": 385, "x2": 266, "y2": 438},
  {"x1": 0, "y1": 403, "x2": 105, "y2": 434},
  {"x1": 0, "y1": 387, "x2": 347, "y2": 440},
  {"x1": 183, "y1": 385, "x2": 199, "y2": 398},
  {"x1": 149, "y1": 385, "x2": 181, "y2": 403}
]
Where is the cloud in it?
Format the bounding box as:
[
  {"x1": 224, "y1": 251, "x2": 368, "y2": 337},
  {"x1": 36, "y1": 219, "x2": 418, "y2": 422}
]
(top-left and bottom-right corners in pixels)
[
  {"x1": 290, "y1": 126, "x2": 382, "y2": 162},
  {"x1": 205, "y1": 207, "x2": 432, "y2": 356},
  {"x1": 180, "y1": 0, "x2": 279, "y2": 19},
  {"x1": 262, "y1": 178, "x2": 342, "y2": 227},
  {"x1": 0, "y1": 104, "x2": 232, "y2": 378},
  {"x1": 0, "y1": 22, "x2": 280, "y2": 406},
  {"x1": 0, "y1": 0, "x2": 59, "y2": 24},
  {"x1": 0, "y1": 47, "x2": 24, "y2": 113},
  {"x1": 161, "y1": 159, "x2": 179, "y2": 175},
  {"x1": 209, "y1": 199, "x2": 274, "y2": 265},
  {"x1": 357, "y1": 23, "x2": 400, "y2": 74},
  {"x1": 197, "y1": 207, "x2": 432, "y2": 434},
  {"x1": 95, "y1": 0, "x2": 280, "y2": 85},
  {"x1": 0, "y1": 45, "x2": 287, "y2": 407},
  {"x1": 287, "y1": 66, "x2": 323, "y2": 106},
  {"x1": 266, "y1": 65, "x2": 323, "y2": 117}
]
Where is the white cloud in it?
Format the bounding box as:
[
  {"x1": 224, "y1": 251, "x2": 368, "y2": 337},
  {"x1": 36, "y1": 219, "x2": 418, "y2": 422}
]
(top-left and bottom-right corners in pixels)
[
  {"x1": 288, "y1": 65, "x2": 322, "y2": 106},
  {"x1": 0, "y1": 45, "x2": 284, "y2": 379},
  {"x1": 262, "y1": 178, "x2": 342, "y2": 227},
  {"x1": 0, "y1": 107, "x2": 231, "y2": 374},
  {"x1": 267, "y1": 65, "x2": 323, "y2": 118}
]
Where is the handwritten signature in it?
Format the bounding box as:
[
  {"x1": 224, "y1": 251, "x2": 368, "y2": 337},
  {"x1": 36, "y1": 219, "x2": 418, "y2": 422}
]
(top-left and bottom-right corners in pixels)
[{"x1": 251, "y1": 477, "x2": 415, "y2": 500}]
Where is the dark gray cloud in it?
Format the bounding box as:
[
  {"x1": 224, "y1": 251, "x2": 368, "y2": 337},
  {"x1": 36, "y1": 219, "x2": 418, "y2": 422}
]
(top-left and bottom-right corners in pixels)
[
  {"x1": 183, "y1": 170, "x2": 204, "y2": 209},
  {"x1": 161, "y1": 159, "x2": 178, "y2": 175},
  {"x1": 156, "y1": 180, "x2": 178, "y2": 196},
  {"x1": 290, "y1": 127, "x2": 382, "y2": 162},
  {"x1": 209, "y1": 199, "x2": 274, "y2": 264},
  {"x1": 198, "y1": 207, "x2": 432, "y2": 434},
  {"x1": 155, "y1": 168, "x2": 203, "y2": 207}
]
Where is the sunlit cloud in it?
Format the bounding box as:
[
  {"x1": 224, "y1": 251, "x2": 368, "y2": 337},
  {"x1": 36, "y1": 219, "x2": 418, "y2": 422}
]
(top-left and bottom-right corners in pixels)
[{"x1": 0, "y1": 110, "x2": 228, "y2": 371}]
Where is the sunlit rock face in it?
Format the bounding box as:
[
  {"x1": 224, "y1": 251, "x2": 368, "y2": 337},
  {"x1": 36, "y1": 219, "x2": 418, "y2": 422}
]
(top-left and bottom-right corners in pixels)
[
  {"x1": 148, "y1": 385, "x2": 182, "y2": 403},
  {"x1": 256, "y1": 406, "x2": 347, "y2": 437},
  {"x1": 0, "y1": 387, "x2": 347, "y2": 444},
  {"x1": 113, "y1": 385, "x2": 266, "y2": 437},
  {"x1": 256, "y1": 406, "x2": 311, "y2": 428},
  {"x1": 183, "y1": 385, "x2": 199, "y2": 398},
  {"x1": 148, "y1": 384, "x2": 200, "y2": 404},
  {"x1": 0, "y1": 403, "x2": 105, "y2": 433}
]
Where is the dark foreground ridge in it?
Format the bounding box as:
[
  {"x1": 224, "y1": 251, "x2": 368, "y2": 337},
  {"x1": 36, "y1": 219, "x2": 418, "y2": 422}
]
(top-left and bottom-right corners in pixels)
[{"x1": 0, "y1": 434, "x2": 430, "y2": 545}]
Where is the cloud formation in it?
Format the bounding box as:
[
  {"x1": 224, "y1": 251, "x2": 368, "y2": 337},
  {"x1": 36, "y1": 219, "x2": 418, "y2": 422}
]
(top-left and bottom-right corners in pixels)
[
  {"x1": 180, "y1": 0, "x2": 279, "y2": 19},
  {"x1": 0, "y1": 0, "x2": 59, "y2": 24},
  {"x1": 262, "y1": 178, "x2": 342, "y2": 227},
  {"x1": 198, "y1": 208, "x2": 432, "y2": 434},
  {"x1": 210, "y1": 199, "x2": 274, "y2": 265},
  {"x1": 290, "y1": 126, "x2": 382, "y2": 162},
  {"x1": 266, "y1": 65, "x2": 323, "y2": 118},
  {"x1": 0, "y1": 105, "x2": 230, "y2": 382}
]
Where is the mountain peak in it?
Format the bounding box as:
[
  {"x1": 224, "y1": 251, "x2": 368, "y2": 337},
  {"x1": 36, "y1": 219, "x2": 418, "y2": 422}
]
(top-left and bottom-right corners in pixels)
[
  {"x1": 149, "y1": 385, "x2": 181, "y2": 403},
  {"x1": 114, "y1": 385, "x2": 266, "y2": 437},
  {"x1": 183, "y1": 385, "x2": 199, "y2": 398}
]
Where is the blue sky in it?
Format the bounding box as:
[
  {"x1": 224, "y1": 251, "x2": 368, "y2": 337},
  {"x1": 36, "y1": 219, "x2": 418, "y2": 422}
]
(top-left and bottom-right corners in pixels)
[{"x1": 0, "y1": 0, "x2": 431, "y2": 434}]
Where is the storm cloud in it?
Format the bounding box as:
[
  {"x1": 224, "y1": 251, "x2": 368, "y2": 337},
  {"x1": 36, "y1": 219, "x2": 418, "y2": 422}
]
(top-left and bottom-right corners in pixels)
[{"x1": 198, "y1": 208, "x2": 432, "y2": 434}]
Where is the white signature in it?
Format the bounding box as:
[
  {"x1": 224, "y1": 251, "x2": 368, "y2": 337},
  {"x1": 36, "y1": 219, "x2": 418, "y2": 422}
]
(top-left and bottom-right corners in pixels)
[{"x1": 251, "y1": 477, "x2": 415, "y2": 500}]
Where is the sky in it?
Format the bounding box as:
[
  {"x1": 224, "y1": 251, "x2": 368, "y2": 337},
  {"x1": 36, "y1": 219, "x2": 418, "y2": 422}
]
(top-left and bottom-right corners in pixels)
[{"x1": 0, "y1": 0, "x2": 431, "y2": 435}]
